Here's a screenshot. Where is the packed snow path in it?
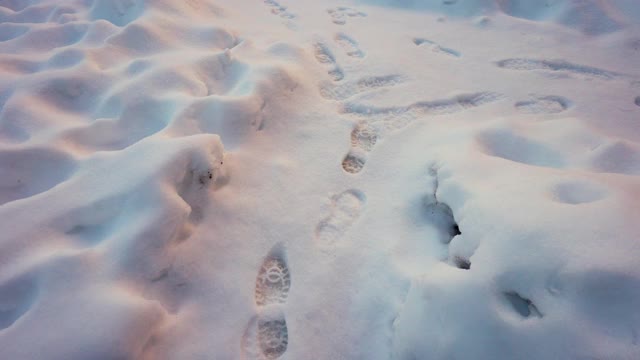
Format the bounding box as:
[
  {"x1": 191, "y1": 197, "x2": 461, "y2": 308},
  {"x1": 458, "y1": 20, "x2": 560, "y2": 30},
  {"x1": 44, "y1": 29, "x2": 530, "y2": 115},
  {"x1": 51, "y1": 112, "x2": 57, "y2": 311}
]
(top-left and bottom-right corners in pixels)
[{"x1": 0, "y1": 0, "x2": 640, "y2": 359}]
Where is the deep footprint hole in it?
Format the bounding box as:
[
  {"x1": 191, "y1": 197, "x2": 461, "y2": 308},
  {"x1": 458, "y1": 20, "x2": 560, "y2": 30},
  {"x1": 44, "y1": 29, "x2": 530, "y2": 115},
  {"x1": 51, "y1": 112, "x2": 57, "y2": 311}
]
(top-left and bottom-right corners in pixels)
[
  {"x1": 504, "y1": 291, "x2": 542, "y2": 318},
  {"x1": 451, "y1": 222, "x2": 461, "y2": 237},
  {"x1": 423, "y1": 200, "x2": 461, "y2": 244},
  {"x1": 453, "y1": 255, "x2": 471, "y2": 270}
]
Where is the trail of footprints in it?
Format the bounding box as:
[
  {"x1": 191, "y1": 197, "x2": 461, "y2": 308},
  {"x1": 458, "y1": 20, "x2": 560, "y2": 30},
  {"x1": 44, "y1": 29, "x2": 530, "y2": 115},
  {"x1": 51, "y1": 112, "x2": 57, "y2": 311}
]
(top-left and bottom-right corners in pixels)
[
  {"x1": 259, "y1": 4, "x2": 572, "y2": 355},
  {"x1": 311, "y1": 28, "x2": 505, "y2": 174},
  {"x1": 312, "y1": 6, "x2": 368, "y2": 82},
  {"x1": 307, "y1": 7, "x2": 581, "y2": 333},
  {"x1": 340, "y1": 91, "x2": 504, "y2": 173},
  {"x1": 242, "y1": 245, "x2": 291, "y2": 360},
  {"x1": 312, "y1": 33, "x2": 365, "y2": 82}
]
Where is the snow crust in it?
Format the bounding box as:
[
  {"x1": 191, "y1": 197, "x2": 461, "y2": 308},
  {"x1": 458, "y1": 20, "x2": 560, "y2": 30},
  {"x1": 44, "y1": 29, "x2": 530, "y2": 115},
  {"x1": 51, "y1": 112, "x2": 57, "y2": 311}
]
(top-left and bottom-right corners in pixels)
[{"x1": 1, "y1": 0, "x2": 639, "y2": 359}]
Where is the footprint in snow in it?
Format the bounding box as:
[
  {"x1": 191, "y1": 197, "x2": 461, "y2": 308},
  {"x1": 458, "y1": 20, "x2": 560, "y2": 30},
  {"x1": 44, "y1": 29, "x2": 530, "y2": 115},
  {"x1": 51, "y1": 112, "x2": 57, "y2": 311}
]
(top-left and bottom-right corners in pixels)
[
  {"x1": 315, "y1": 189, "x2": 366, "y2": 245},
  {"x1": 255, "y1": 245, "x2": 291, "y2": 307},
  {"x1": 242, "y1": 308, "x2": 289, "y2": 360},
  {"x1": 515, "y1": 95, "x2": 570, "y2": 114},
  {"x1": 263, "y1": 0, "x2": 295, "y2": 19},
  {"x1": 341, "y1": 151, "x2": 367, "y2": 174},
  {"x1": 351, "y1": 121, "x2": 378, "y2": 151},
  {"x1": 335, "y1": 33, "x2": 365, "y2": 58},
  {"x1": 312, "y1": 41, "x2": 344, "y2": 82},
  {"x1": 326, "y1": 7, "x2": 367, "y2": 25},
  {"x1": 257, "y1": 314, "x2": 288, "y2": 359},
  {"x1": 413, "y1": 38, "x2": 461, "y2": 58},
  {"x1": 319, "y1": 74, "x2": 405, "y2": 101},
  {"x1": 241, "y1": 244, "x2": 291, "y2": 359},
  {"x1": 339, "y1": 122, "x2": 380, "y2": 174}
]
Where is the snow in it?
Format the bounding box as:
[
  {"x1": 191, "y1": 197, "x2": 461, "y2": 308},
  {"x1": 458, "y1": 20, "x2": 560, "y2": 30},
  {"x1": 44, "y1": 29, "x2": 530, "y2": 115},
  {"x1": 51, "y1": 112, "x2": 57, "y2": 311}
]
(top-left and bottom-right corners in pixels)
[{"x1": 1, "y1": 0, "x2": 640, "y2": 359}]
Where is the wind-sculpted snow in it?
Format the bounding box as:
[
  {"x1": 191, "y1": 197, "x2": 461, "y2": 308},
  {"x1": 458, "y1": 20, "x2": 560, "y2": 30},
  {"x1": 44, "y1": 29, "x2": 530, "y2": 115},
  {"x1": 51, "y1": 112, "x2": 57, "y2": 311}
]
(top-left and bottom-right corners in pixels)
[{"x1": 0, "y1": 0, "x2": 303, "y2": 358}]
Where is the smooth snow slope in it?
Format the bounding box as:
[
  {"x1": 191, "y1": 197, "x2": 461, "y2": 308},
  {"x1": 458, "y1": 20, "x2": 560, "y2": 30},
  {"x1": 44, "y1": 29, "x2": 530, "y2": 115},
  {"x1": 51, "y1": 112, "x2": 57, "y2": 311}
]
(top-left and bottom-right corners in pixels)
[{"x1": 0, "y1": 0, "x2": 640, "y2": 359}]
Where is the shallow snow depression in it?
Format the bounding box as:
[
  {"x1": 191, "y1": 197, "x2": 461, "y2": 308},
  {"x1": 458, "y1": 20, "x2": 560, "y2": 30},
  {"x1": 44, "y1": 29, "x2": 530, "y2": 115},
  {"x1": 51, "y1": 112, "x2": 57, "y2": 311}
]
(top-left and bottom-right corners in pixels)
[{"x1": 1, "y1": 0, "x2": 640, "y2": 359}]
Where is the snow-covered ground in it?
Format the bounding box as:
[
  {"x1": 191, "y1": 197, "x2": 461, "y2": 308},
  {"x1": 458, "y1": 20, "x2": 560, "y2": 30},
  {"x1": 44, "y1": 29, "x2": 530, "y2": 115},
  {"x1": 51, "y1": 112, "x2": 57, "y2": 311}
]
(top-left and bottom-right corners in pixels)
[{"x1": 1, "y1": 0, "x2": 640, "y2": 359}]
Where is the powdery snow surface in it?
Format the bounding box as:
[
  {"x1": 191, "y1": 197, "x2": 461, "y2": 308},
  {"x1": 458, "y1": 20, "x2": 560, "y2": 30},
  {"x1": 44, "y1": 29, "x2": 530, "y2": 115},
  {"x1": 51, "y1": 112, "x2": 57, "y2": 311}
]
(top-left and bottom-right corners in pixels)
[{"x1": 0, "y1": 0, "x2": 639, "y2": 359}]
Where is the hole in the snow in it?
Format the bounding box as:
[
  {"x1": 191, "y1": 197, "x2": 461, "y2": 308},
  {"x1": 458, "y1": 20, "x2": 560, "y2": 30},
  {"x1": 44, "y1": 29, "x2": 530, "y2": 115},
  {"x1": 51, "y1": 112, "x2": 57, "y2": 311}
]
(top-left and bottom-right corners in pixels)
[
  {"x1": 451, "y1": 223, "x2": 461, "y2": 237},
  {"x1": 453, "y1": 256, "x2": 471, "y2": 270},
  {"x1": 423, "y1": 200, "x2": 461, "y2": 244},
  {"x1": 504, "y1": 291, "x2": 542, "y2": 318}
]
